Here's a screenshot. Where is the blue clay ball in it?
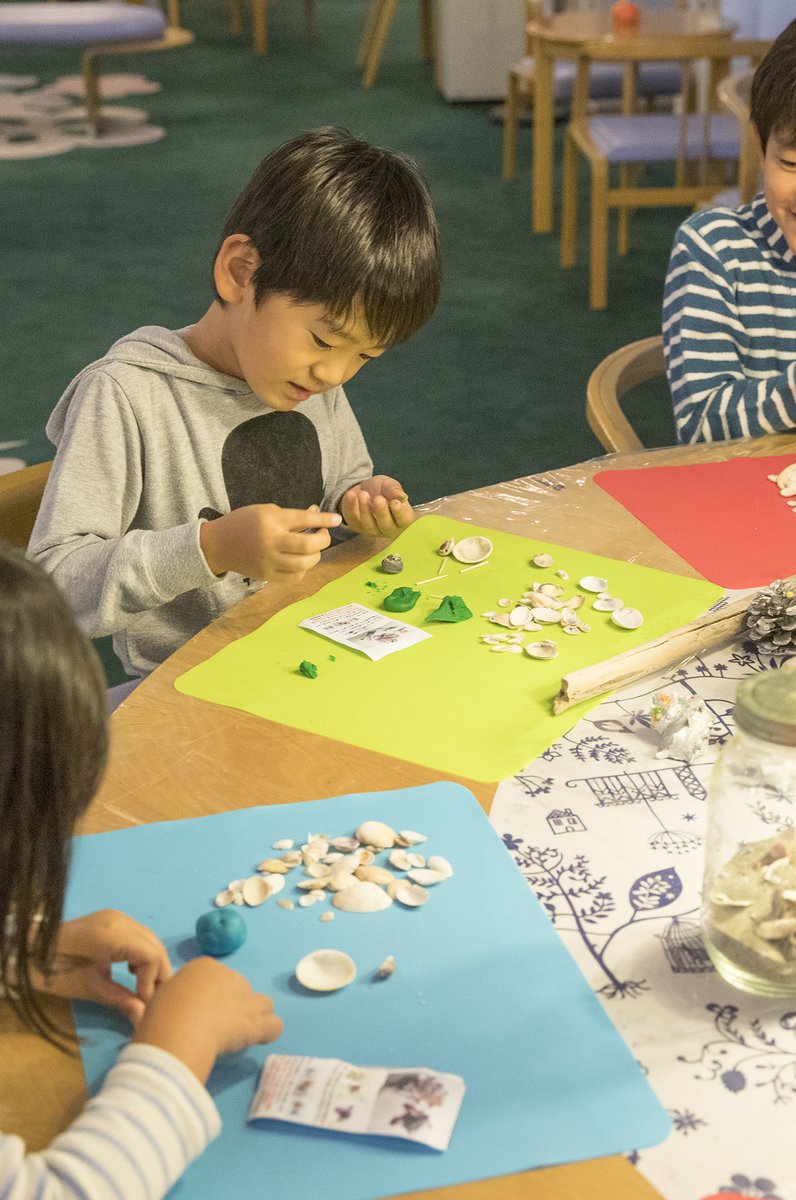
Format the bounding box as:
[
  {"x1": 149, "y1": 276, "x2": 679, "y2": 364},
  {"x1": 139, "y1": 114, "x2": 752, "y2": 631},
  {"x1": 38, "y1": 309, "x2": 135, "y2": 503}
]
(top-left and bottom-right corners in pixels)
[{"x1": 195, "y1": 908, "x2": 247, "y2": 957}]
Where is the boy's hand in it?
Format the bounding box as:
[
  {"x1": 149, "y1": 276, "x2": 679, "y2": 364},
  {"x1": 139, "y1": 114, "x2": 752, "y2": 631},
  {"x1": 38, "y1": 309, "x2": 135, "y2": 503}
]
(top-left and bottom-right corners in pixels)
[
  {"x1": 30, "y1": 910, "x2": 172, "y2": 1025},
  {"x1": 200, "y1": 504, "x2": 342, "y2": 581},
  {"x1": 133, "y1": 957, "x2": 283, "y2": 1084},
  {"x1": 340, "y1": 476, "x2": 414, "y2": 538}
]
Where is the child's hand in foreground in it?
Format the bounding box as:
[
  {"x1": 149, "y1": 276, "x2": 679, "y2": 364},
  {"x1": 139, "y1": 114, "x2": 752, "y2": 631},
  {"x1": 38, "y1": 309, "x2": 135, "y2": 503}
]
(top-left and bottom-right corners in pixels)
[
  {"x1": 340, "y1": 476, "x2": 414, "y2": 537},
  {"x1": 31, "y1": 910, "x2": 172, "y2": 1024},
  {"x1": 200, "y1": 503, "x2": 342, "y2": 581},
  {"x1": 133, "y1": 957, "x2": 283, "y2": 1084}
]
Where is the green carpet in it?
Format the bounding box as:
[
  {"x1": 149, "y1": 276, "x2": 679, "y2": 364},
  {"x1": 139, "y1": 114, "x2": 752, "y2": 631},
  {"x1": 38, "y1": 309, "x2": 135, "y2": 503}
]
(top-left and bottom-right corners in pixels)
[{"x1": 1, "y1": 0, "x2": 685, "y2": 682}]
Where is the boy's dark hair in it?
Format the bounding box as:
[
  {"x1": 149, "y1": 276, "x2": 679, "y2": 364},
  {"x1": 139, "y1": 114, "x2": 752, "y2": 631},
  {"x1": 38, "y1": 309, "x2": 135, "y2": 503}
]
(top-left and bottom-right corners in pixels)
[
  {"x1": 214, "y1": 127, "x2": 442, "y2": 346},
  {"x1": 0, "y1": 543, "x2": 108, "y2": 1049},
  {"x1": 751, "y1": 18, "x2": 796, "y2": 150}
]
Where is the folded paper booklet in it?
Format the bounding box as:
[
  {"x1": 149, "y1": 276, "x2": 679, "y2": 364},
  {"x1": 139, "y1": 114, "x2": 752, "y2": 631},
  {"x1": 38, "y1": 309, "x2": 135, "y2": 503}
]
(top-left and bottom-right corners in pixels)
[
  {"x1": 249, "y1": 1054, "x2": 466, "y2": 1152},
  {"x1": 299, "y1": 603, "x2": 431, "y2": 662}
]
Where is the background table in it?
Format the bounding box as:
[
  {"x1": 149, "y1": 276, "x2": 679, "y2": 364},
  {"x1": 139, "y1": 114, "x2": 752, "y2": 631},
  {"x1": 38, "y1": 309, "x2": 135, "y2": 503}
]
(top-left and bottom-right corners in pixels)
[
  {"x1": 531, "y1": 8, "x2": 737, "y2": 233},
  {"x1": 8, "y1": 432, "x2": 796, "y2": 1200}
]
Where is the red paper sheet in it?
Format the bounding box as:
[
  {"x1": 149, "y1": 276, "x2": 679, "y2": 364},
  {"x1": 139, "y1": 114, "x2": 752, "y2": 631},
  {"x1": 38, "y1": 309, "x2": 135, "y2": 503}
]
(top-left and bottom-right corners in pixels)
[{"x1": 595, "y1": 455, "x2": 796, "y2": 588}]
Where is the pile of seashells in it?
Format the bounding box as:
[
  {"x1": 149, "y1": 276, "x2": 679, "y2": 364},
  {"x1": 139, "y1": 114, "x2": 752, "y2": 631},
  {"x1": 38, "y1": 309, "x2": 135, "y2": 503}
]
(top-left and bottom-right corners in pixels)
[
  {"x1": 480, "y1": 553, "x2": 643, "y2": 661},
  {"x1": 213, "y1": 820, "x2": 453, "y2": 918}
]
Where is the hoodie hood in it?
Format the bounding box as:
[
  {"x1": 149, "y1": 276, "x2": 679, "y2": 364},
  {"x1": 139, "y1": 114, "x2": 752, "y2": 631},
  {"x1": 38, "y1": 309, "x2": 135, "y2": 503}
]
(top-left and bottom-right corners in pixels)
[{"x1": 47, "y1": 325, "x2": 252, "y2": 445}]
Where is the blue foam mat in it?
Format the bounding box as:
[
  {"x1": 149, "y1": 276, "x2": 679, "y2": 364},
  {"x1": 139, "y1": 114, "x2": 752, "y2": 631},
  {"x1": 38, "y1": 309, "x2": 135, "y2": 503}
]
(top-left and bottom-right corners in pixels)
[{"x1": 65, "y1": 783, "x2": 671, "y2": 1198}]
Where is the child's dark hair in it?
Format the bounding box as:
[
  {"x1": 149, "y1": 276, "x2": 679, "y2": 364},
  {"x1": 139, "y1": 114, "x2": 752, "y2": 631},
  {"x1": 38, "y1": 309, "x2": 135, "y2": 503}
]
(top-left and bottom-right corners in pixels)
[
  {"x1": 214, "y1": 127, "x2": 442, "y2": 346},
  {"x1": 751, "y1": 18, "x2": 796, "y2": 150},
  {"x1": 0, "y1": 543, "x2": 108, "y2": 1046}
]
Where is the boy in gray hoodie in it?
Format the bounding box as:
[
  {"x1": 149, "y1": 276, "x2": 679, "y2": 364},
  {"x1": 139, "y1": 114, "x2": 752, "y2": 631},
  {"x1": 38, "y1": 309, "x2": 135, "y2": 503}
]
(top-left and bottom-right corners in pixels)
[{"x1": 29, "y1": 128, "x2": 442, "y2": 679}]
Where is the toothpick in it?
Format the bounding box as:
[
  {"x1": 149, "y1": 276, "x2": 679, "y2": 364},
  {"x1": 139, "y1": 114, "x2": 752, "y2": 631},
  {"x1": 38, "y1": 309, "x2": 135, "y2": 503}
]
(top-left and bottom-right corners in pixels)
[
  {"x1": 460, "y1": 561, "x2": 488, "y2": 573},
  {"x1": 435, "y1": 560, "x2": 447, "y2": 577},
  {"x1": 415, "y1": 575, "x2": 444, "y2": 585}
]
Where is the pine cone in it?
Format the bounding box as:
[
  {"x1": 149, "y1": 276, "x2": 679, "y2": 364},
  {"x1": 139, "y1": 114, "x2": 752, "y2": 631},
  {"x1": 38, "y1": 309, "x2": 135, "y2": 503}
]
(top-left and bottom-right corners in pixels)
[{"x1": 745, "y1": 580, "x2": 796, "y2": 652}]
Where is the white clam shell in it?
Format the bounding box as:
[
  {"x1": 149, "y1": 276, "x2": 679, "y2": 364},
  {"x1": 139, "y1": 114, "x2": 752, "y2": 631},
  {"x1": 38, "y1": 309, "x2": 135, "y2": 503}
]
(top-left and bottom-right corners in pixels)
[
  {"x1": 327, "y1": 872, "x2": 358, "y2": 892},
  {"x1": 272, "y1": 838, "x2": 294, "y2": 850},
  {"x1": 332, "y1": 881, "x2": 393, "y2": 912},
  {"x1": 375, "y1": 955, "x2": 395, "y2": 979},
  {"x1": 261, "y1": 873, "x2": 285, "y2": 896},
  {"x1": 354, "y1": 820, "x2": 397, "y2": 849},
  {"x1": 611, "y1": 606, "x2": 644, "y2": 630},
  {"x1": 256, "y1": 858, "x2": 290, "y2": 874},
  {"x1": 276, "y1": 898, "x2": 294, "y2": 910},
  {"x1": 330, "y1": 836, "x2": 360, "y2": 851},
  {"x1": 242, "y1": 875, "x2": 271, "y2": 906},
  {"x1": 408, "y1": 868, "x2": 447, "y2": 886},
  {"x1": 398, "y1": 830, "x2": 427, "y2": 845},
  {"x1": 389, "y1": 848, "x2": 413, "y2": 871},
  {"x1": 426, "y1": 855, "x2": 453, "y2": 878},
  {"x1": 508, "y1": 605, "x2": 532, "y2": 626},
  {"x1": 451, "y1": 535, "x2": 493, "y2": 564},
  {"x1": 593, "y1": 596, "x2": 623, "y2": 612},
  {"x1": 394, "y1": 882, "x2": 430, "y2": 907},
  {"x1": 525, "y1": 640, "x2": 559, "y2": 659},
  {"x1": 579, "y1": 576, "x2": 609, "y2": 593},
  {"x1": 530, "y1": 608, "x2": 562, "y2": 624},
  {"x1": 214, "y1": 888, "x2": 235, "y2": 907},
  {"x1": 355, "y1": 864, "x2": 395, "y2": 885},
  {"x1": 532, "y1": 553, "x2": 553, "y2": 568},
  {"x1": 299, "y1": 891, "x2": 326, "y2": 907},
  {"x1": 295, "y1": 949, "x2": 356, "y2": 992}
]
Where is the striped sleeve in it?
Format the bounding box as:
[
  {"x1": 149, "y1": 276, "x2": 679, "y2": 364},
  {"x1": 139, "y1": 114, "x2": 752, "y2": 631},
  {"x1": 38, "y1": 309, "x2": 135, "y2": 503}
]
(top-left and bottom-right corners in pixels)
[
  {"x1": 662, "y1": 214, "x2": 796, "y2": 444},
  {"x1": 0, "y1": 1043, "x2": 221, "y2": 1199}
]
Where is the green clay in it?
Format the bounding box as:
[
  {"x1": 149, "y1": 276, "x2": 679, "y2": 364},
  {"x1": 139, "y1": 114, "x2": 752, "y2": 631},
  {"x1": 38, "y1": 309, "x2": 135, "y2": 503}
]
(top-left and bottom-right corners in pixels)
[
  {"x1": 298, "y1": 660, "x2": 318, "y2": 679},
  {"x1": 328, "y1": 655, "x2": 336, "y2": 662},
  {"x1": 426, "y1": 595, "x2": 473, "y2": 623},
  {"x1": 383, "y1": 587, "x2": 421, "y2": 613}
]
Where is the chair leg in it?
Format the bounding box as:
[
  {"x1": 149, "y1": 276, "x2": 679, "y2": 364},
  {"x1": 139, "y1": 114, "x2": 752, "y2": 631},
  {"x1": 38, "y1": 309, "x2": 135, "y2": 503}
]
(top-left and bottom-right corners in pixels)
[
  {"x1": 228, "y1": 0, "x2": 243, "y2": 36},
  {"x1": 81, "y1": 48, "x2": 102, "y2": 134},
  {"x1": 418, "y1": 0, "x2": 432, "y2": 61},
  {"x1": 361, "y1": 0, "x2": 397, "y2": 88},
  {"x1": 560, "y1": 128, "x2": 579, "y2": 269},
  {"x1": 590, "y1": 157, "x2": 609, "y2": 310},
  {"x1": 166, "y1": 0, "x2": 180, "y2": 27},
  {"x1": 304, "y1": 0, "x2": 315, "y2": 39},
  {"x1": 356, "y1": 0, "x2": 379, "y2": 67},
  {"x1": 502, "y1": 71, "x2": 520, "y2": 182},
  {"x1": 252, "y1": 0, "x2": 266, "y2": 53},
  {"x1": 617, "y1": 164, "x2": 638, "y2": 256}
]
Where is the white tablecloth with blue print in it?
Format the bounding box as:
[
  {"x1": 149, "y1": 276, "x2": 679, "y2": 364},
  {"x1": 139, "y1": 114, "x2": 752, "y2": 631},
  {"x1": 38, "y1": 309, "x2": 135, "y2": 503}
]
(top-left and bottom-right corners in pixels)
[{"x1": 489, "y1": 639, "x2": 796, "y2": 1200}]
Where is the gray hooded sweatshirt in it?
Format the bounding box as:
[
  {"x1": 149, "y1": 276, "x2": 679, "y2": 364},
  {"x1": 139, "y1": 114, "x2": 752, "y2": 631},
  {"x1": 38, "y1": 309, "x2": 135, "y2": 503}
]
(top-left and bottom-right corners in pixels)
[{"x1": 29, "y1": 326, "x2": 372, "y2": 677}]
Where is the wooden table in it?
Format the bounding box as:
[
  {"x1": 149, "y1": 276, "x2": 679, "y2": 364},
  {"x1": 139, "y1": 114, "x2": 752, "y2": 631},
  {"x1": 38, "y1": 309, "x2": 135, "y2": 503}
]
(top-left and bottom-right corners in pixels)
[
  {"x1": 10, "y1": 432, "x2": 796, "y2": 1199},
  {"x1": 531, "y1": 8, "x2": 737, "y2": 234}
]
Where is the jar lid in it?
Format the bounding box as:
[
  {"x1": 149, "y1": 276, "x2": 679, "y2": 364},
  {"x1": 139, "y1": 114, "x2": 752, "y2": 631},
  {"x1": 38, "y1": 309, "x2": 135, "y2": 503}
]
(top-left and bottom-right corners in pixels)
[{"x1": 735, "y1": 665, "x2": 796, "y2": 745}]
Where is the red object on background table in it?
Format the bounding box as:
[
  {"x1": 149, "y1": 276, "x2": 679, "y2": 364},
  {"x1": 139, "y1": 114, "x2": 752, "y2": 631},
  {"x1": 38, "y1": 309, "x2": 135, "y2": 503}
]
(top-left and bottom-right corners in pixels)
[
  {"x1": 611, "y1": 0, "x2": 640, "y2": 31},
  {"x1": 594, "y1": 455, "x2": 796, "y2": 589}
]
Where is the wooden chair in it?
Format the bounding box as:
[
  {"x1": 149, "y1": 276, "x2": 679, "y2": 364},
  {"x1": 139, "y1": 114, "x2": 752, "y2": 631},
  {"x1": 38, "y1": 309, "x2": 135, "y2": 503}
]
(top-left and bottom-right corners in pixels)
[
  {"x1": 502, "y1": 0, "x2": 688, "y2": 182},
  {"x1": 717, "y1": 65, "x2": 759, "y2": 205},
  {"x1": 0, "y1": 462, "x2": 51, "y2": 549},
  {"x1": 357, "y1": 0, "x2": 433, "y2": 89},
  {"x1": 586, "y1": 336, "x2": 666, "y2": 453},
  {"x1": 560, "y1": 37, "x2": 771, "y2": 309},
  {"x1": 165, "y1": 0, "x2": 315, "y2": 54}
]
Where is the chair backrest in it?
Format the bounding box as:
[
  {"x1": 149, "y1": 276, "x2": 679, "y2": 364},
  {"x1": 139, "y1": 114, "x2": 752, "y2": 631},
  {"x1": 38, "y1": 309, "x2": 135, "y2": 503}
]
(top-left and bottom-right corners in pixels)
[
  {"x1": 586, "y1": 336, "x2": 666, "y2": 453},
  {"x1": 0, "y1": 461, "x2": 52, "y2": 549},
  {"x1": 717, "y1": 65, "x2": 759, "y2": 204}
]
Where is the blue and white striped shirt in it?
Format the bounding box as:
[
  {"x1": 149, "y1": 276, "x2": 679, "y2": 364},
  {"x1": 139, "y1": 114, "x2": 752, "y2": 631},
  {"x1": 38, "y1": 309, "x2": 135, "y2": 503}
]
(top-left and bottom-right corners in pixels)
[
  {"x1": 0, "y1": 1043, "x2": 220, "y2": 1198},
  {"x1": 662, "y1": 193, "x2": 796, "y2": 443}
]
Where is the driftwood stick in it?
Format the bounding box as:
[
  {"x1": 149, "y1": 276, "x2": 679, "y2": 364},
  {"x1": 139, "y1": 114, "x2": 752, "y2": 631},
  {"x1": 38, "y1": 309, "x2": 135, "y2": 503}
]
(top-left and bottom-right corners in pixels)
[{"x1": 553, "y1": 583, "x2": 788, "y2": 715}]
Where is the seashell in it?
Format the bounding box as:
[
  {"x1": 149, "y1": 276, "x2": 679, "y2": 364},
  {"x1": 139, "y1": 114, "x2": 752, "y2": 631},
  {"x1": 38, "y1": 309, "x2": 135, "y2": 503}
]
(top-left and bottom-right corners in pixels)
[
  {"x1": 227, "y1": 880, "x2": 246, "y2": 893},
  {"x1": 498, "y1": 598, "x2": 513, "y2": 608},
  {"x1": 232, "y1": 894, "x2": 244, "y2": 905},
  {"x1": 562, "y1": 626, "x2": 581, "y2": 636},
  {"x1": 398, "y1": 830, "x2": 427, "y2": 845},
  {"x1": 319, "y1": 911, "x2": 335, "y2": 922},
  {"x1": 389, "y1": 848, "x2": 413, "y2": 871},
  {"x1": 355, "y1": 865, "x2": 395, "y2": 885},
  {"x1": 394, "y1": 882, "x2": 430, "y2": 907},
  {"x1": 579, "y1": 576, "x2": 609, "y2": 593},
  {"x1": 299, "y1": 892, "x2": 325, "y2": 907},
  {"x1": 272, "y1": 839, "x2": 294, "y2": 850},
  {"x1": 407, "y1": 852, "x2": 426, "y2": 868},
  {"x1": 257, "y1": 858, "x2": 290, "y2": 875},
  {"x1": 482, "y1": 635, "x2": 503, "y2": 645},
  {"x1": 295, "y1": 949, "x2": 356, "y2": 992},
  {"x1": 522, "y1": 621, "x2": 542, "y2": 632},
  {"x1": 437, "y1": 538, "x2": 455, "y2": 556},
  {"x1": 509, "y1": 604, "x2": 532, "y2": 626},
  {"x1": 757, "y1": 918, "x2": 796, "y2": 940},
  {"x1": 330, "y1": 836, "x2": 360, "y2": 852},
  {"x1": 566, "y1": 595, "x2": 585, "y2": 609},
  {"x1": 525, "y1": 640, "x2": 559, "y2": 659},
  {"x1": 532, "y1": 553, "x2": 554, "y2": 568},
  {"x1": 451, "y1": 536, "x2": 493, "y2": 564},
  {"x1": 214, "y1": 888, "x2": 235, "y2": 907},
  {"x1": 593, "y1": 596, "x2": 623, "y2": 612},
  {"x1": 709, "y1": 891, "x2": 752, "y2": 908},
  {"x1": 262, "y1": 873, "x2": 285, "y2": 897},
  {"x1": 357, "y1": 848, "x2": 375, "y2": 866},
  {"x1": 305, "y1": 861, "x2": 331, "y2": 879},
  {"x1": 327, "y1": 873, "x2": 358, "y2": 892},
  {"x1": 242, "y1": 875, "x2": 271, "y2": 906},
  {"x1": 277, "y1": 898, "x2": 295, "y2": 911},
  {"x1": 555, "y1": 569, "x2": 569, "y2": 580},
  {"x1": 490, "y1": 613, "x2": 513, "y2": 627},
  {"x1": 529, "y1": 593, "x2": 562, "y2": 611},
  {"x1": 578, "y1": 621, "x2": 592, "y2": 633},
  {"x1": 505, "y1": 644, "x2": 523, "y2": 654},
  {"x1": 426, "y1": 855, "x2": 453, "y2": 878},
  {"x1": 611, "y1": 607, "x2": 644, "y2": 630},
  {"x1": 375, "y1": 955, "x2": 395, "y2": 979},
  {"x1": 355, "y1": 821, "x2": 397, "y2": 849},
  {"x1": 323, "y1": 852, "x2": 344, "y2": 864},
  {"x1": 332, "y1": 881, "x2": 393, "y2": 913},
  {"x1": 491, "y1": 644, "x2": 510, "y2": 652},
  {"x1": 408, "y1": 868, "x2": 447, "y2": 886},
  {"x1": 280, "y1": 851, "x2": 303, "y2": 867},
  {"x1": 380, "y1": 554, "x2": 403, "y2": 574},
  {"x1": 530, "y1": 608, "x2": 562, "y2": 624},
  {"x1": 538, "y1": 583, "x2": 564, "y2": 598},
  {"x1": 560, "y1": 608, "x2": 579, "y2": 625},
  {"x1": 297, "y1": 877, "x2": 330, "y2": 890},
  {"x1": 481, "y1": 611, "x2": 496, "y2": 619}
]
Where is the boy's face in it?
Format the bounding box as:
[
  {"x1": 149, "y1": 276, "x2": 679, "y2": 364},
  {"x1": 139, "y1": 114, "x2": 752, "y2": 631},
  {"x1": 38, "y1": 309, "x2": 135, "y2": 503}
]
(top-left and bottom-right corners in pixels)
[
  {"x1": 762, "y1": 130, "x2": 796, "y2": 254},
  {"x1": 229, "y1": 292, "x2": 386, "y2": 411}
]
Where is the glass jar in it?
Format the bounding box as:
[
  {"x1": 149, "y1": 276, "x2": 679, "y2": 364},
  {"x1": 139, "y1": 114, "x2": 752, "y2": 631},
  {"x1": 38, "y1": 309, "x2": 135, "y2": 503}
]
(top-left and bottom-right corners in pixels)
[{"x1": 701, "y1": 668, "x2": 796, "y2": 997}]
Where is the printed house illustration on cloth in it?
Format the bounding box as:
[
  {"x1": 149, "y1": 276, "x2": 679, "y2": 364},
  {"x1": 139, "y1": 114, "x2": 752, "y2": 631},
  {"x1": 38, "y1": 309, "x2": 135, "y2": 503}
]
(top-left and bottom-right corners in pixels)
[{"x1": 547, "y1": 808, "x2": 586, "y2": 835}]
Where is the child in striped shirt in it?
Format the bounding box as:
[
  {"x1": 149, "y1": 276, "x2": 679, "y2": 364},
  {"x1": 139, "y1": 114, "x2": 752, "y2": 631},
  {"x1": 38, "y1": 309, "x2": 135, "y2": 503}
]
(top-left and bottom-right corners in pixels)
[
  {"x1": 663, "y1": 18, "x2": 796, "y2": 443},
  {"x1": 0, "y1": 542, "x2": 283, "y2": 1198}
]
